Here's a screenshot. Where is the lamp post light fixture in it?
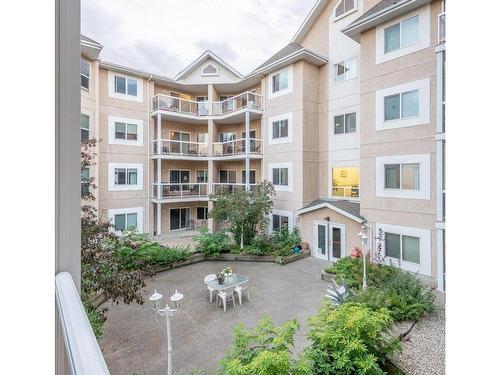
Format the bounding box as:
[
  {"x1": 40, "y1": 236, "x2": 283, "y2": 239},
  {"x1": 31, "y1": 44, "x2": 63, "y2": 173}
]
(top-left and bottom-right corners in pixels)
[
  {"x1": 358, "y1": 230, "x2": 368, "y2": 289},
  {"x1": 149, "y1": 289, "x2": 184, "y2": 375}
]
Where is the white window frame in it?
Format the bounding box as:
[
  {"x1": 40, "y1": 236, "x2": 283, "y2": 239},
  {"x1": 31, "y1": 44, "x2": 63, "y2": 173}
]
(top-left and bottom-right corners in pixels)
[
  {"x1": 269, "y1": 209, "x2": 294, "y2": 234},
  {"x1": 241, "y1": 169, "x2": 257, "y2": 184},
  {"x1": 333, "y1": 112, "x2": 357, "y2": 135},
  {"x1": 108, "y1": 162, "x2": 143, "y2": 192},
  {"x1": 334, "y1": 56, "x2": 357, "y2": 81},
  {"x1": 80, "y1": 112, "x2": 90, "y2": 141},
  {"x1": 108, "y1": 207, "x2": 144, "y2": 234},
  {"x1": 376, "y1": 5, "x2": 431, "y2": 64},
  {"x1": 375, "y1": 78, "x2": 430, "y2": 130},
  {"x1": 376, "y1": 223, "x2": 431, "y2": 276},
  {"x1": 334, "y1": 0, "x2": 358, "y2": 21},
  {"x1": 268, "y1": 65, "x2": 293, "y2": 99},
  {"x1": 169, "y1": 207, "x2": 191, "y2": 231},
  {"x1": 196, "y1": 169, "x2": 208, "y2": 183},
  {"x1": 268, "y1": 112, "x2": 293, "y2": 144},
  {"x1": 201, "y1": 63, "x2": 219, "y2": 77},
  {"x1": 268, "y1": 162, "x2": 293, "y2": 192},
  {"x1": 107, "y1": 71, "x2": 143, "y2": 102},
  {"x1": 376, "y1": 154, "x2": 430, "y2": 200},
  {"x1": 107, "y1": 116, "x2": 143, "y2": 146},
  {"x1": 80, "y1": 58, "x2": 90, "y2": 91},
  {"x1": 196, "y1": 206, "x2": 209, "y2": 220}
]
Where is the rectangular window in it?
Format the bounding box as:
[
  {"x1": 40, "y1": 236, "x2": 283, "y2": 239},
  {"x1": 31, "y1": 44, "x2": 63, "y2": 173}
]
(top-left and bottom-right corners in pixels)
[
  {"x1": 219, "y1": 170, "x2": 236, "y2": 183},
  {"x1": 114, "y1": 75, "x2": 137, "y2": 96},
  {"x1": 334, "y1": 57, "x2": 357, "y2": 81},
  {"x1": 385, "y1": 232, "x2": 420, "y2": 264},
  {"x1": 272, "y1": 71, "x2": 288, "y2": 93},
  {"x1": 332, "y1": 166, "x2": 360, "y2": 198},
  {"x1": 384, "y1": 90, "x2": 419, "y2": 121},
  {"x1": 114, "y1": 122, "x2": 138, "y2": 141},
  {"x1": 114, "y1": 168, "x2": 138, "y2": 186},
  {"x1": 114, "y1": 213, "x2": 138, "y2": 232},
  {"x1": 81, "y1": 168, "x2": 90, "y2": 197},
  {"x1": 170, "y1": 208, "x2": 190, "y2": 230},
  {"x1": 384, "y1": 163, "x2": 420, "y2": 190},
  {"x1": 334, "y1": 113, "x2": 356, "y2": 134},
  {"x1": 80, "y1": 59, "x2": 90, "y2": 90},
  {"x1": 80, "y1": 114, "x2": 90, "y2": 141},
  {"x1": 242, "y1": 170, "x2": 256, "y2": 184},
  {"x1": 384, "y1": 16, "x2": 420, "y2": 53},
  {"x1": 272, "y1": 168, "x2": 288, "y2": 186},
  {"x1": 197, "y1": 207, "x2": 208, "y2": 220},
  {"x1": 272, "y1": 119, "x2": 289, "y2": 139},
  {"x1": 196, "y1": 170, "x2": 208, "y2": 183},
  {"x1": 272, "y1": 214, "x2": 289, "y2": 231}
]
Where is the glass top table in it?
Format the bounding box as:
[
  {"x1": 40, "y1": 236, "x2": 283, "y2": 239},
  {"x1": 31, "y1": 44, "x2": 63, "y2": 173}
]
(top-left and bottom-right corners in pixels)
[{"x1": 207, "y1": 273, "x2": 248, "y2": 292}]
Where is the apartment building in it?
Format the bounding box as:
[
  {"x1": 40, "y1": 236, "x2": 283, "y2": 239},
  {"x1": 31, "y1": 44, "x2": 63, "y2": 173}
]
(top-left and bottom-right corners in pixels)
[{"x1": 80, "y1": 0, "x2": 445, "y2": 291}]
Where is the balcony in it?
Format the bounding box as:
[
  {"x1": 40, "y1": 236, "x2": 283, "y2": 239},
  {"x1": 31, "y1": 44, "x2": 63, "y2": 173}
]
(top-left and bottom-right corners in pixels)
[
  {"x1": 151, "y1": 91, "x2": 263, "y2": 122},
  {"x1": 153, "y1": 139, "x2": 209, "y2": 158},
  {"x1": 152, "y1": 183, "x2": 209, "y2": 202},
  {"x1": 332, "y1": 186, "x2": 360, "y2": 199},
  {"x1": 212, "y1": 183, "x2": 258, "y2": 194},
  {"x1": 212, "y1": 138, "x2": 262, "y2": 159},
  {"x1": 438, "y1": 12, "x2": 445, "y2": 44}
]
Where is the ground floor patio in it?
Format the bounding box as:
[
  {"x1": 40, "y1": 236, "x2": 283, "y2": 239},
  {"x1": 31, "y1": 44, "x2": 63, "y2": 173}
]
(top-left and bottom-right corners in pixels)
[{"x1": 99, "y1": 257, "x2": 330, "y2": 374}]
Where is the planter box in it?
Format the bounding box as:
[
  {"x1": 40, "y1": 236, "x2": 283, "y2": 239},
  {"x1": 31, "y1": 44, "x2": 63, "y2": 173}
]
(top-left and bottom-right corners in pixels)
[
  {"x1": 152, "y1": 253, "x2": 206, "y2": 273},
  {"x1": 321, "y1": 270, "x2": 335, "y2": 282},
  {"x1": 207, "y1": 253, "x2": 276, "y2": 262},
  {"x1": 276, "y1": 249, "x2": 311, "y2": 264}
]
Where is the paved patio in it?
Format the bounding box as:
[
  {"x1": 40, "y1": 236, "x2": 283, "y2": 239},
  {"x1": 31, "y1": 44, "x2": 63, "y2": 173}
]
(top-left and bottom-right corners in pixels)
[{"x1": 99, "y1": 257, "x2": 329, "y2": 375}]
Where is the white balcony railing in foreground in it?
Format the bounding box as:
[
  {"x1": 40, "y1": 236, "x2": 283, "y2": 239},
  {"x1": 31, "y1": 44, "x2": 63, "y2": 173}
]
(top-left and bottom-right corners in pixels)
[
  {"x1": 153, "y1": 139, "x2": 209, "y2": 157},
  {"x1": 332, "y1": 186, "x2": 360, "y2": 198},
  {"x1": 212, "y1": 183, "x2": 258, "y2": 194},
  {"x1": 153, "y1": 183, "x2": 209, "y2": 200},
  {"x1": 212, "y1": 91, "x2": 263, "y2": 116},
  {"x1": 152, "y1": 95, "x2": 209, "y2": 116},
  {"x1": 55, "y1": 272, "x2": 110, "y2": 375},
  {"x1": 212, "y1": 138, "x2": 262, "y2": 157}
]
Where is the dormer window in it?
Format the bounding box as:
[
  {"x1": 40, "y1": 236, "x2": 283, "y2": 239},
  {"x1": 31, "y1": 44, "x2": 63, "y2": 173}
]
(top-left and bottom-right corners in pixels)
[
  {"x1": 335, "y1": 0, "x2": 356, "y2": 19},
  {"x1": 201, "y1": 64, "x2": 219, "y2": 76}
]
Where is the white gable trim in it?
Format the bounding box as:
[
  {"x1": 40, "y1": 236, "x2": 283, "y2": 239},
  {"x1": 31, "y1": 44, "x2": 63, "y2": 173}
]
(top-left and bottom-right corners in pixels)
[
  {"x1": 174, "y1": 51, "x2": 243, "y2": 80},
  {"x1": 296, "y1": 202, "x2": 363, "y2": 223},
  {"x1": 291, "y1": 0, "x2": 331, "y2": 43}
]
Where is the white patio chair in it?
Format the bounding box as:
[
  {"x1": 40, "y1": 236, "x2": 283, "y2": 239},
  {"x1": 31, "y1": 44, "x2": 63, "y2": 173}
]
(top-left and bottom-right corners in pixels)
[
  {"x1": 218, "y1": 287, "x2": 236, "y2": 312},
  {"x1": 204, "y1": 274, "x2": 217, "y2": 303},
  {"x1": 234, "y1": 283, "x2": 250, "y2": 305}
]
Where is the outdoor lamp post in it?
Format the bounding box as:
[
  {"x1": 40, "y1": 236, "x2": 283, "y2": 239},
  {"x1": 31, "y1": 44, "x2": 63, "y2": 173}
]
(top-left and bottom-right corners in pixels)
[
  {"x1": 149, "y1": 289, "x2": 184, "y2": 375},
  {"x1": 358, "y1": 230, "x2": 368, "y2": 289}
]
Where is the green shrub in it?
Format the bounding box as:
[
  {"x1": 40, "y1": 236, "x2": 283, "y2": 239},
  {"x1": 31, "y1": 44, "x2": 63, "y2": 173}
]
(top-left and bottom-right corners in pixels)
[
  {"x1": 306, "y1": 302, "x2": 400, "y2": 375},
  {"x1": 83, "y1": 299, "x2": 105, "y2": 339},
  {"x1": 221, "y1": 315, "x2": 313, "y2": 375},
  {"x1": 194, "y1": 227, "x2": 229, "y2": 256},
  {"x1": 245, "y1": 234, "x2": 274, "y2": 255},
  {"x1": 117, "y1": 243, "x2": 190, "y2": 269},
  {"x1": 271, "y1": 226, "x2": 301, "y2": 249}
]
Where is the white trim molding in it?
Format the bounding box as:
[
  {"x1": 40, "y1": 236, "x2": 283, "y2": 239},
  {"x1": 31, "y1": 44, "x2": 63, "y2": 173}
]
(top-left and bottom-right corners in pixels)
[
  {"x1": 296, "y1": 202, "x2": 363, "y2": 223},
  {"x1": 108, "y1": 162, "x2": 144, "y2": 192},
  {"x1": 201, "y1": 63, "x2": 220, "y2": 77},
  {"x1": 107, "y1": 116, "x2": 144, "y2": 146},
  {"x1": 107, "y1": 70, "x2": 144, "y2": 102},
  {"x1": 376, "y1": 222, "x2": 431, "y2": 276},
  {"x1": 108, "y1": 206, "x2": 144, "y2": 234},
  {"x1": 268, "y1": 65, "x2": 293, "y2": 99},
  {"x1": 268, "y1": 162, "x2": 293, "y2": 192},
  {"x1": 375, "y1": 4, "x2": 430, "y2": 64},
  {"x1": 268, "y1": 112, "x2": 293, "y2": 145},
  {"x1": 376, "y1": 154, "x2": 431, "y2": 200},
  {"x1": 269, "y1": 209, "x2": 295, "y2": 234},
  {"x1": 375, "y1": 78, "x2": 430, "y2": 131}
]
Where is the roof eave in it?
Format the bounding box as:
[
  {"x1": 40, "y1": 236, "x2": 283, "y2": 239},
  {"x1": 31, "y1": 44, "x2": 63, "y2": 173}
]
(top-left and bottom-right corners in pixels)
[
  {"x1": 342, "y1": 0, "x2": 430, "y2": 42},
  {"x1": 291, "y1": 0, "x2": 330, "y2": 44},
  {"x1": 249, "y1": 49, "x2": 328, "y2": 77},
  {"x1": 296, "y1": 202, "x2": 364, "y2": 223},
  {"x1": 174, "y1": 51, "x2": 243, "y2": 81}
]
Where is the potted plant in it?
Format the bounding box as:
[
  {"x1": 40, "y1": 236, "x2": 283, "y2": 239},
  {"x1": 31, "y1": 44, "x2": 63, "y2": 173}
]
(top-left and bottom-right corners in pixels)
[
  {"x1": 217, "y1": 273, "x2": 224, "y2": 284},
  {"x1": 351, "y1": 247, "x2": 361, "y2": 258}
]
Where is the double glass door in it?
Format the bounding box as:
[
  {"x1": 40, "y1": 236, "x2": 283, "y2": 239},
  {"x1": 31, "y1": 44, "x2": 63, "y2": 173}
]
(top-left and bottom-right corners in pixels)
[
  {"x1": 314, "y1": 221, "x2": 343, "y2": 261},
  {"x1": 170, "y1": 131, "x2": 190, "y2": 154},
  {"x1": 170, "y1": 208, "x2": 190, "y2": 230}
]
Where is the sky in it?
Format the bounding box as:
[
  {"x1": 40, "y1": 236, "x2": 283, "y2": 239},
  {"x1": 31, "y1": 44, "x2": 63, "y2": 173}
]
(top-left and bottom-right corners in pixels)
[{"x1": 81, "y1": 0, "x2": 318, "y2": 77}]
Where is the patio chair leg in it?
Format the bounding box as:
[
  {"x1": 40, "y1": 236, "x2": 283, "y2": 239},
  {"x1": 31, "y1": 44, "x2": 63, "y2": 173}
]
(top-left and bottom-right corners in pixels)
[
  {"x1": 223, "y1": 299, "x2": 226, "y2": 312},
  {"x1": 209, "y1": 290, "x2": 213, "y2": 303},
  {"x1": 232, "y1": 296, "x2": 236, "y2": 308},
  {"x1": 238, "y1": 291, "x2": 242, "y2": 305},
  {"x1": 247, "y1": 290, "x2": 250, "y2": 302}
]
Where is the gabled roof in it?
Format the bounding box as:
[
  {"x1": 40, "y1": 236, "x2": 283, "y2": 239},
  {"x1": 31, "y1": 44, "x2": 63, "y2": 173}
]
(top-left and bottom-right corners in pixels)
[
  {"x1": 343, "y1": 0, "x2": 431, "y2": 42},
  {"x1": 291, "y1": 0, "x2": 332, "y2": 44},
  {"x1": 80, "y1": 34, "x2": 103, "y2": 61},
  {"x1": 174, "y1": 50, "x2": 243, "y2": 81},
  {"x1": 80, "y1": 34, "x2": 102, "y2": 48},
  {"x1": 296, "y1": 199, "x2": 364, "y2": 223},
  {"x1": 250, "y1": 43, "x2": 328, "y2": 75}
]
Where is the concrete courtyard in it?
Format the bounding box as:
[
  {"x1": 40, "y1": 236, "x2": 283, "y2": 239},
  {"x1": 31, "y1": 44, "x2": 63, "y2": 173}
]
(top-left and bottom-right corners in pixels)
[{"x1": 99, "y1": 257, "x2": 330, "y2": 375}]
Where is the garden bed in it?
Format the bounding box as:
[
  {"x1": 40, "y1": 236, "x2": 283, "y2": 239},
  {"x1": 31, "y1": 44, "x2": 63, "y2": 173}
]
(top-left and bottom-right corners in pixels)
[
  {"x1": 207, "y1": 253, "x2": 276, "y2": 262},
  {"x1": 276, "y1": 249, "x2": 311, "y2": 264},
  {"x1": 152, "y1": 252, "x2": 206, "y2": 273}
]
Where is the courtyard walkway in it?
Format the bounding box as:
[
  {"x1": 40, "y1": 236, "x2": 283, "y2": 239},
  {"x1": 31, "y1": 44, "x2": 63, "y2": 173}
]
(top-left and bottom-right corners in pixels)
[{"x1": 99, "y1": 257, "x2": 329, "y2": 375}]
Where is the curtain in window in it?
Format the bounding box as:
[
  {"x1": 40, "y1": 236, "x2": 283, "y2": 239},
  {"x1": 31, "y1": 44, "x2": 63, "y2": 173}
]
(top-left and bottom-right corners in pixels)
[
  {"x1": 280, "y1": 168, "x2": 288, "y2": 185},
  {"x1": 402, "y1": 235, "x2": 420, "y2": 263},
  {"x1": 127, "y1": 124, "x2": 138, "y2": 140},
  {"x1": 280, "y1": 120, "x2": 288, "y2": 137},
  {"x1": 385, "y1": 233, "x2": 401, "y2": 258},
  {"x1": 115, "y1": 122, "x2": 126, "y2": 139},
  {"x1": 402, "y1": 163, "x2": 420, "y2": 189},
  {"x1": 401, "y1": 90, "x2": 419, "y2": 118},
  {"x1": 128, "y1": 169, "x2": 138, "y2": 185}
]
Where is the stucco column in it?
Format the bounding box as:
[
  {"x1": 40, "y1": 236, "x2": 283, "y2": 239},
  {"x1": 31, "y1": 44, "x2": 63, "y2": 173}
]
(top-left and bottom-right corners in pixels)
[
  {"x1": 156, "y1": 112, "x2": 161, "y2": 154},
  {"x1": 245, "y1": 110, "x2": 250, "y2": 190},
  {"x1": 207, "y1": 119, "x2": 215, "y2": 233},
  {"x1": 156, "y1": 203, "x2": 162, "y2": 238}
]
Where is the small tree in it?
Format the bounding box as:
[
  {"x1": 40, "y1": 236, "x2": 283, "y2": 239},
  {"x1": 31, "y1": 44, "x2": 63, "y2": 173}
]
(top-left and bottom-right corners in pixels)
[{"x1": 209, "y1": 181, "x2": 275, "y2": 246}]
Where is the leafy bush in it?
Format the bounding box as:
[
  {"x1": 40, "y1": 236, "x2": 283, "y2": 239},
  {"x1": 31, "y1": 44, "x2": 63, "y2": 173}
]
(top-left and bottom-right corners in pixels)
[
  {"x1": 245, "y1": 234, "x2": 274, "y2": 255},
  {"x1": 306, "y1": 302, "x2": 400, "y2": 375},
  {"x1": 194, "y1": 227, "x2": 229, "y2": 256},
  {"x1": 221, "y1": 315, "x2": 312, "y2": 375},
  {"x1": 271, "y1": 227, "x2": 301, "y2": 249},
  {"x1": 117, "y1": 243, "x2": 190, "y2": 270},
  {"x1": 83, "y1": 298, "x2": 105, "y2": 339},
  {"x1": 329, "y1": 257, "x2": 435, "y2": 321}
]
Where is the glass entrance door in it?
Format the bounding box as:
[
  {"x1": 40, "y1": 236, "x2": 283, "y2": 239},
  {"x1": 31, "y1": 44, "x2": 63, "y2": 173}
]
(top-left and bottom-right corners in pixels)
[
  {"x1": 170, "y1": 208, "x2": 190, "y2": 230},
  {"x1": 314, "y1": 221, "x2": 329, "y2": 261},
  {"x1": 332, "y1": 227, "x2": 342, "y2": 260}
]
